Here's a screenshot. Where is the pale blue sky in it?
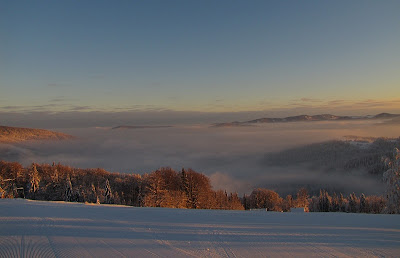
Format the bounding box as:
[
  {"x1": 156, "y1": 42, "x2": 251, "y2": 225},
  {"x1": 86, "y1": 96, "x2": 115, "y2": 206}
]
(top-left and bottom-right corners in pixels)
[{"x1": 1, "y1": 0, "x2": 400, "y2": 114}]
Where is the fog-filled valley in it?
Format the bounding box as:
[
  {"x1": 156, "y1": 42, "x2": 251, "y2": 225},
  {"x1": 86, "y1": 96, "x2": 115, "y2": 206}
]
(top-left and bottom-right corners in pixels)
[{"x1": 1, "y1": 120, "x2": 399, "y2": 196}]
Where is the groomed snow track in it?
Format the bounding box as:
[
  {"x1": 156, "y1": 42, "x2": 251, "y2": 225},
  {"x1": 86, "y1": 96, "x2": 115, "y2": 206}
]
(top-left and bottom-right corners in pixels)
[{"x1": 1, "y1": 199, "x2": 399, "y2": 257}]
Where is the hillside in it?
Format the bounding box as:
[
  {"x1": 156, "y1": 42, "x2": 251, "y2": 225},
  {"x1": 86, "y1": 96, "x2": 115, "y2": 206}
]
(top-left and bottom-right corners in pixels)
[
  {"x1": 263, "y1": 137, "x2": 400, "y2": 175},
  {"x1": 213, "y1": 113, "x2": 400, "y2": 127},
  {"x1": 0, "y1": 126, "x2": 74, "y2": 143}
]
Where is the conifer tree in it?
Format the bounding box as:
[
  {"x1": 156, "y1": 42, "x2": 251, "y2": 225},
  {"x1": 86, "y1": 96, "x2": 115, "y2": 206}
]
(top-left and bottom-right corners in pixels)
[
  {"x1": 104, "y1": 179, "x2": 112, "y2": 204},
  {"x1": 348, "y1": 193, "x2": 358, "y2": 213},
  {"x1": 360, "y1": 193, "x2": 367, "y2": 213},
  {"x1": 383, "y1": 148, "x2": 400, "y2": 214},
  {"x1": 318, "y1": 190, "x2": 331, "y2": 212},
  {"x1": 28, "y1": 164, "x2": 40, "y2": 199},
  {"x1": 330, "y1": 193, "x2": 339, "y2": 212},
  {"x1": 339, "y1": 193, "x2": 346, "y2": 212},
  {"x1": 65, "y1": 175, "x2": 72, "y2": 202}
]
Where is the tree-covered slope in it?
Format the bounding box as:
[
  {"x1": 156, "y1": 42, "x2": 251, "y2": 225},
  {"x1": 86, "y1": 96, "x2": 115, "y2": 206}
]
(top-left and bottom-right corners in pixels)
[{"x1": 0, "y1": 126, "x2": 74, "y2": 143}]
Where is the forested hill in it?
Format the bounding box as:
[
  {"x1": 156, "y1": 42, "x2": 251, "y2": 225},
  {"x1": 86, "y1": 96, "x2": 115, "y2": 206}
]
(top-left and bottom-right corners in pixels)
[
  {"x1": 0, "y1": 126, "x2": 74, "y2": 143},
  {"x1": 263, "y1": 137, "x2": 400, "y2": 175},
  {"x1": 213, "y1": 113, "x2": 400, "y2": 127}
]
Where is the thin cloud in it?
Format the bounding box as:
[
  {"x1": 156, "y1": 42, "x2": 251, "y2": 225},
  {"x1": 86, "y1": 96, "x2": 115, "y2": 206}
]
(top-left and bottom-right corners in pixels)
[
  {"x1": 67, "y1": 106, "x2": 92, "y2": 111},
  {"x1": 299, "y1": 98, "x2": 323, "y2": 103},
  {"x1": 0, "y1": 106, "x2": 22, "y2": 110},
  {"x1": 326, "y1": 99, "x2": 348, "y2": 106},
  {"x1": 49, "y1": 97, "x2": 77, "y2": 103}
]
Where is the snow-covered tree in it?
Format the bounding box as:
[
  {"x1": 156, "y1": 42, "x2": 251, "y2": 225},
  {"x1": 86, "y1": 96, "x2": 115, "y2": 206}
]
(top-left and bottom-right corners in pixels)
[
  {"x1": 318, "y1": 190, "x2": 331, "y2": 212},
  {"x1": 383, "y1": 148, "x2": 400, "y2": 214},
  {"x1": 0, "y1": 177, "x2": 4, "y2": 198},
  {"x1": 348, "y1": 193, "x2": 359, "y2": 213},
  {"x1": 65, "y1": 176, "x2": 73, "y2": 202},
  {"x1": 339, "y1": 193, "x2": 346, "y2": 212},
  {"x1": 89, "y1": 183, "x2": 97, "y2": 203},
  {"x1": 359, "y1": 193, "x2": 368, "y2": 213},
  {"x1": 330, "y1": 193, "x2": 340, "y2": 212},
  {"x1": 104, "y1": 179, "x2": 112, "y2": 204},
  {"x1": 28, "y1": 164, "x2": 40, "y2": 199}
]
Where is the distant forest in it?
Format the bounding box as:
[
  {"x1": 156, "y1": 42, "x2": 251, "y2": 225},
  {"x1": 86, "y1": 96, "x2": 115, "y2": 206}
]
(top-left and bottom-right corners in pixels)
[
  {"x1": 1, "y1": 156, "x2": 399, "y2": 214},
  {"x1": 264, "y1": 137, "x2": 400, "y2": 176}
]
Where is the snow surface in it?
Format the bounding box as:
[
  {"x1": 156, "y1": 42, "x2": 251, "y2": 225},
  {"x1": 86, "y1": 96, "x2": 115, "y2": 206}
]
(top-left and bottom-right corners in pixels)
[{"x1": 1, "y1": 199, "x2": 400, "y2": 257}]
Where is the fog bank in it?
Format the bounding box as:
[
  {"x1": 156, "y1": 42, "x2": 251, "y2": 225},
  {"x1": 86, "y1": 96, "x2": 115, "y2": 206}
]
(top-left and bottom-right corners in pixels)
[{"x1": 1, "y1": 120, "x2": 399, "y2": 195}]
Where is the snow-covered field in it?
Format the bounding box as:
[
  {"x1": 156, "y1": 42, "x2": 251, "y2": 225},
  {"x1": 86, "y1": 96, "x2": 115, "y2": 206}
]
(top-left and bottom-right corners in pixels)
[{"x1": 1, "y1": 199, "x2": 399, "y2": 257}]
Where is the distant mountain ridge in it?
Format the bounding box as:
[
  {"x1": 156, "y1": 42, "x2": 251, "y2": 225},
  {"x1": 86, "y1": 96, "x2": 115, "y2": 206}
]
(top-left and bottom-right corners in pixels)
[
  {"x1": 0, "y1": 126, "x2": 74, "y2": 143},
  {"x1": 213, "y1": 113, "x2": 400, "y2": 127},
  {"x1": 112, "y1": 125, "x2": 173, "y2": 130}
]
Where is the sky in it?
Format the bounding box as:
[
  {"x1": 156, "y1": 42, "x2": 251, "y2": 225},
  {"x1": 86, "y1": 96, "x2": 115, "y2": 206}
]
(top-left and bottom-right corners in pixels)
[{"x1": 1, "y1": 0, "x2": 400, "y2": 121}]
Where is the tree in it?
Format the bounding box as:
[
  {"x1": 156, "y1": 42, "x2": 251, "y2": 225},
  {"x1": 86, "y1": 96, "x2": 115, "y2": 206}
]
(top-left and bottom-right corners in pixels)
[
  {"x1": 28, "y1": 164, "x2": 40, "y2": 199},
  {"x1": 144, "y1": 171, "x2": 166, "y2": 207},
  {"x1": 283, "y1": 195, "x2": 293, "y2": 212},
  {"x1": 339, "y1": 193, "x2": 347, "y2": 212},
  {"x1": 104, "y1": 179, "x2": 113, "y2": 204},
  {"x1": 180, "y1": 168, "x2": 213, "y2": 209},
  {"x1": 383, "y1": 148, "x2": 400, "y2": 214},
  {"x1": 65, "y1": 175, "x2": 73, "y2": 202},
  {"x1": 249, "y1": 188, "x2": 282, "y2": 211},
  {"x1": 331, "y1": 193, "x2": 340, "y2": 212},
  {"x1": 348, "y1": 193, "x2": 359, "y2": 213},
  {"x1": 318, "y1": 190, "x2": 331, "y2": 212},
  {"x1": 295, "y1": 188, "x2": 309, "y2": 208},
  {"x1": 228, "y1": 192, "x2": 244, "y2": 210},
  {"x1": 144, "y1": 168, "x2": 186, "y2": 208},
  {"x1": 242, "y1": 194, "x2": 250, "y2": 210},
  {"x1": 367, "y1": 195, "x2": 386, "y2": 214},
  {"x1": 0, "y1": 176, "x2": 4, "y2": 198},
  {"x1": 359, "y1": 193, "x2": 368, "y2": 213},
  {"x1": 88, "y1": 183, "x2": 97, "y2": 203}
]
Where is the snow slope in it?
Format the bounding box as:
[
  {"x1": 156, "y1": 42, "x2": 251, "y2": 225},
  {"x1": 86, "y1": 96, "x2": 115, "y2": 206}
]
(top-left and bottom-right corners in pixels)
[{"x1": 0, "y1": 199, "x2": 399, "y2": 257}]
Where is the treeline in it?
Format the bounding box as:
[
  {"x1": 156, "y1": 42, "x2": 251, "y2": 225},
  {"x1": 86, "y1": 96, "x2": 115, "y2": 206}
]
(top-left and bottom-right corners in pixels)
[
  {"x1": 242, "y1": 188, "x2": 387, "y2": 214},
  {"x1": 0, "y1": 158, "x2": 398, "y2": 214},
  {"x1": 243, "y1": 188, "x2": 309, "y2": 212},
  {"x1": 309, "y1": 190, "x2": 386, "y2": 214},
  {"x1": 0, "y1": 161, "x2": 243, "y2": 210}
]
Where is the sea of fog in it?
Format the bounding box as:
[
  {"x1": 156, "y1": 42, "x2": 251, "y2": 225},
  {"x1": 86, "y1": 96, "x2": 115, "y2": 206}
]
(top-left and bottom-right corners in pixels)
[{"x1": 1, "y1": 120, "x2": 399, "y2": 195}]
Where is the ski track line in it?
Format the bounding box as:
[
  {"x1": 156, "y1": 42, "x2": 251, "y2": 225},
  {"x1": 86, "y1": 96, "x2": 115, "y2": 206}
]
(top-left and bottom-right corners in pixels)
[
  {"x1": 217, "y1": 231, "x2": 237, "y2": 258},
  {"x1": 20, "y1": 235, "x2": 24, "y2": 258},
  {"x1": 143, "y1": 247, "x2": 163, "y2": 258},
  {"x1": 54, "y1": 237, "x2": 93, "y2": 258},
  {"x1": 156, "y1": 239, "x2": 200, "y2": 258},
  {"x1": 272, "y1": 242, "x2": 296, "y2": 257},
  {"x1": 99, "y1": 239, "x2": 127, "y2": 258},
  {"x1": 147, "y1": 225, "x2": 200, "y2": 258},
  {"x1": 0, "y1": 236, "x2": 20, "y2": 258},
  {"x1": 211, "y1": 229, "x2": 238, "y2": 258},
  {"x1": 19, "y1": 236, "x2": 55, "y2": 258},
  {"x1": 207, "y1": 230, "x2": 227, "y2": 257},
  {"x1": 125, "y1": 235, "x2": 163, "y2": 257}
]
